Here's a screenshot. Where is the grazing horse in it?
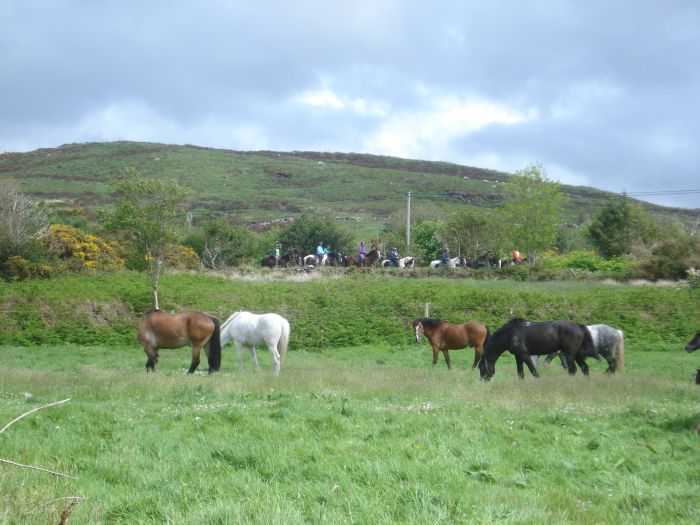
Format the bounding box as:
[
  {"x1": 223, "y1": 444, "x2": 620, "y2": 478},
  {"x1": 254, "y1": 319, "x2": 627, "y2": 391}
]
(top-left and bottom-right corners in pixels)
[
  {"x1": 220, "y1": 311, "x2": 290, "y2": 374},
  {"x1": 685, "y1": 332, "x2": 700, "y2": 385},
  {"x1": 479, "y1": 318, "x2": 597, "y2": 380},
  {"x1": 261, "y1": 253, "x2": 291, "y2": 268},
  {"x1": 545, "y1": 324, "x2": 625, "y2": 373},
  {"x1": 413, "y1": 318, "x2": 490, "y2": 369},
  {"x1": 137, "y1": 309, "x2": 222, "y2": 374},
  {"x1": 303, "y1": 253, "x2": 327, "y2": 266}
]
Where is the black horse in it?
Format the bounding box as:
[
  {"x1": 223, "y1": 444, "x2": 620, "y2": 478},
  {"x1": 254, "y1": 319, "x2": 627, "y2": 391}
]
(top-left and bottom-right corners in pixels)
[
  {"x1": 685, "y1": 332, "x2": 700, "y2": 384},
  {"x1": 479, "y1": 318, "x2": 597, "y2": 380}
]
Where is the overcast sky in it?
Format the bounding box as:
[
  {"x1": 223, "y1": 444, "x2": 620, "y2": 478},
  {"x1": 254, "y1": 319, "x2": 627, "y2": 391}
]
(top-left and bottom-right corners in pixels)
[{"x1": 1, "y1": 1, "x2": 698, "y2": 209}]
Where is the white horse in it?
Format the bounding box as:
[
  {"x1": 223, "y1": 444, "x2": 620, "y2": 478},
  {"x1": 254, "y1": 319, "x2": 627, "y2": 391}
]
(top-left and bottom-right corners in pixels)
[
  {"x1": 220, "y1": 311, "x2": 290, "y2": 374},
  {"x1": 303, "y1": 253, "x2": 328, "y2": 266},
  {"x1": 430, "y1": 255, "x2": 466, "y2": 268},
  {"x1": 381, "y1": 256, "x2": 414, "y2": 268}
]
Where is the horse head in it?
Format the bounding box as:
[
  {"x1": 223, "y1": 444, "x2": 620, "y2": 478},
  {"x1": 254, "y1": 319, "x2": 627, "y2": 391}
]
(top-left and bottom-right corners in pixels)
[
  {"x1": 478, "y1": 357, "x2": 494, "y2": 380},
  {"x1": 686, "y1": 331, "x2": 700, "y2": 353},
  {"x1": 412, "y1": 319, "x2": 424, "y2": 342}
]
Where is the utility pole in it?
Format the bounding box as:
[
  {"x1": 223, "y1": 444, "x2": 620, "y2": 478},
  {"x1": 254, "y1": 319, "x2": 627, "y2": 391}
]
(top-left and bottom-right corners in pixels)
[{"x1": 406, "y1": 190, "x2": 412, "y2": 250}]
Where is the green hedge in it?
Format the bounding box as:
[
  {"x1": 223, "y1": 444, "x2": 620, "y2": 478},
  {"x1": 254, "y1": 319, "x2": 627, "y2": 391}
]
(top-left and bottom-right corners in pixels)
[{"x1": 0, "y1": 271, "x2": 696, "y2": 350}]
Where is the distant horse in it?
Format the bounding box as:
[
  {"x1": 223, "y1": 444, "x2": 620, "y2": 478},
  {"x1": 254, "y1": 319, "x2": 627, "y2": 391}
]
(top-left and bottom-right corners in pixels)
[
  {"x1": 344, "y1": 255, "x2": 356, "y2": 267},
  {"x1": 362, "y1": 248, "x2": 381, "y2": 267},
  {"x1": 545, "y1": 324, "x2": 625, "y2": 373},
  {"x1": 685, "y1": 332, "x2": 700, "y2": 385},
  {"x1": 220, "y1": 311, "x2": 290, "y2": 374},
  {"x1": 303, "y1": 253, "x2": 328, "y2": 266},
  {"x1": 479, "y1": 318, "x2": 597, "y2": 380},
  {"x1": 413, "y1": 318, "x2": 490, "y2": 369},
  {"x1": 430, "y1": 255, "x2": 466, "y2": 268},
  {"x1": 382, "y1": 256, "x2": 416, "y2": 268},
  {"x1": 326, "y1": 250, "x2": 344, "y2": 266},
  {"x1": 137, "y1": 309, "x2": 222, "y2": 374},
  {"x1": 261, "y1": 254, "x2": 291, "y2": 268}
]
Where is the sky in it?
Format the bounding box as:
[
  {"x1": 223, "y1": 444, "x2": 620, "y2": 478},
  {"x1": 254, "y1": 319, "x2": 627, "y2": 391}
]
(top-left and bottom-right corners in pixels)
[{"x1": 1, "y1": 1, "x2": 699, "y2": 209}]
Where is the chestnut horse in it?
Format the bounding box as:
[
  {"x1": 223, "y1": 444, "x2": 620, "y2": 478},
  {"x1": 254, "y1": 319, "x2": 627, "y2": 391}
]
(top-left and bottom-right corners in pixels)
[
  {"x1": 413, "y1": 318, "x2": 490, "y2": 369},
  {"x1": 137, "y1": 309, "x2": 222, "y2": 374}
]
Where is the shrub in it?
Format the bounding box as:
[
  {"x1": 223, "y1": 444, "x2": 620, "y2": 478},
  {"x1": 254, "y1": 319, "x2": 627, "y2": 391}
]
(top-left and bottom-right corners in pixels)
[
  {"x1": 1, "y1": 255, "x2": 53, "y2": 281},
  {"x1": 45, "y1": 224, "x2": 124, "y2": 272}
]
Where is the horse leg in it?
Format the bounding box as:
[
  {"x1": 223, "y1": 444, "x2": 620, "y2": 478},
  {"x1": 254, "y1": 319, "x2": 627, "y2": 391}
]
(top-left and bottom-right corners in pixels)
[
  {"x1": 472, "y1": 343, "x2": 484, "y2": 369},
  {"x1": 575, "y1": 355, "x2": 590, "y2": 376},
  {"x1": 233, "y1": 341, "x2": 246, "y2": 372},
  {"x1": 267, "y1": 342, "x2": 281, "y2": 375},
  {"x1": 515, "y1": 355, "x2": 525, "y2": 379},
  {"x1": 248, "y1": 346, "x2": 261, "y2": 373},
  {"x1": 565, "y1": 354, "x2": 578, "y2": 375},
  {"x1": 431, "y1": 347, "x2": 440, "y2": 366},
  {"x1": 442, "y1": 350, "x2": 452, "y2": 369},
  {"x1": 143, "y1": 343, "x2": 157, "y2": 372},
  {"x1": 188, "y1": 344, "x2": 202, "y2": 374},
  {"x1": 522, "y1": 355, "x2": 539, "y2": 378}
]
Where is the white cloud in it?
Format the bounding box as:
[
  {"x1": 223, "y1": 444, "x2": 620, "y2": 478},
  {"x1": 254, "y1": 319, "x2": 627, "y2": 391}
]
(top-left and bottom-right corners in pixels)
[
  {"x1": 364, "y1": 95, "x2": 536, "y2": 160},
  {"x1": 294, "y1": 87, "x2": 388, "y2": 116}
]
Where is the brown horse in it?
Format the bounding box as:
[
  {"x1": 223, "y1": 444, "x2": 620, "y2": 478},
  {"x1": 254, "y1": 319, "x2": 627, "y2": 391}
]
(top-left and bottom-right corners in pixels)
[
  {"x1": 137, "y1": 309, "x2": 222, "y2": 374},
  {"x1": 413, "y1": 318, "x2": 490, "y2": 369},
  {"x1": 362, "y1": 248, "x2": 382, "y2": 267}
]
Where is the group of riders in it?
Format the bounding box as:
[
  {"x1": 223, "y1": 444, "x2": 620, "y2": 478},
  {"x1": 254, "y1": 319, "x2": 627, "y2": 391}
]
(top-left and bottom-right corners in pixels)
[{"x1": 267, "y1": 241, "x2": 526, "y2": 268}]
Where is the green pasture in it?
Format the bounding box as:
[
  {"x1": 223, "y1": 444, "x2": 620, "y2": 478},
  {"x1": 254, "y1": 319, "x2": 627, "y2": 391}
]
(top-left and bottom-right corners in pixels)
[
  {"x1": 0, "y1": 272, "x2": 699, "y2": 523},
  {"x1": 1, "y1": 341, "x2": 699, "y2": 524}
]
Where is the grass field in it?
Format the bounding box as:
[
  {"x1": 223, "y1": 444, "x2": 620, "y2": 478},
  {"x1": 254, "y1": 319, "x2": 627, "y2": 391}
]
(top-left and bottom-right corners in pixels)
[{"x1": 1, "y1": 340, "x2": 699, "y2": 524}]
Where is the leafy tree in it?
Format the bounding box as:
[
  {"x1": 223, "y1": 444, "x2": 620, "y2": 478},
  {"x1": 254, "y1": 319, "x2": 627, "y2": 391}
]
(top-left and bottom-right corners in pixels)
[
  {"x1": 382, "y1": 203, "x2": 448, "y2": 254},
  {"x1": 0, "y1": 180, "x2": 49, "y2": 262},
  {"x1": 413, "y1": 220, "x2": 444, "y2": 262},
  {"x1": 587, "y1": 194, "x2": 661, "y2": 258},
  {"x1": 500, "y1": 163, "x2": 569, "y2": 261},
  {"x1": 184, "y1": 220, "x2": 256, "y2": 269},
  {"x1": 640, "y1": 237, "x2": 700, "y2": 280},
  {"x1": 442, "y1": 208, "x2": 505, "y2": 259},
  {"x1": 278, "y1": 213, "x2": 354, "y2": 257},
  {"x1": 106, "y1": 168, "x2": 190, "y2": 309}
]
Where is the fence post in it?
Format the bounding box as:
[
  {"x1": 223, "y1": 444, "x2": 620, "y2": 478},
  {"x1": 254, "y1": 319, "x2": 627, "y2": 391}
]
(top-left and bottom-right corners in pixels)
[{"x1": 424, "y1": 303, "x2": 430, "y2": 318}]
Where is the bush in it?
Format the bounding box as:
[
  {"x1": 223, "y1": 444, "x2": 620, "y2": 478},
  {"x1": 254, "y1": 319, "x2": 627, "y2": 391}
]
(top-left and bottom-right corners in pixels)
[
  {"x1": 45, "y1": 224, "x2": 124, "y2": 272},
  {"x1": 1, "y1": 255, "x2": 53, "y2": 281}
]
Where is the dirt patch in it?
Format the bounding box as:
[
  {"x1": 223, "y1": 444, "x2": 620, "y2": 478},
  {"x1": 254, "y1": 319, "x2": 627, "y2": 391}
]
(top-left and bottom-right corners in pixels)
[{"x1": 75, "y1": 301, "x2": 132, "y2": 326}]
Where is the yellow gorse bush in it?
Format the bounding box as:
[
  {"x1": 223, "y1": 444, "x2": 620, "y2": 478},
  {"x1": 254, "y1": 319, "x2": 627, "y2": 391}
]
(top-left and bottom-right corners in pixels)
[{"x1": 45, "y1": 224, "x2": 124, "y2": 271}]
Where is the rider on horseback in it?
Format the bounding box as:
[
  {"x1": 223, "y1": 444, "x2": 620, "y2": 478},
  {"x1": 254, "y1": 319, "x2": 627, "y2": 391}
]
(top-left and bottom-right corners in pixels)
[{"x1": 390, "y1": 246, "x2": 399, "y2": 267}]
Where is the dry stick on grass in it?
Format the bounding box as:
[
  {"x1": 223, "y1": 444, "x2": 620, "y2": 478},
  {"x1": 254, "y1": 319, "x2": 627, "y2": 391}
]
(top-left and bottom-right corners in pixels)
[{"x1": 0, "y1": 398, "x2": 77, "y2": 479}]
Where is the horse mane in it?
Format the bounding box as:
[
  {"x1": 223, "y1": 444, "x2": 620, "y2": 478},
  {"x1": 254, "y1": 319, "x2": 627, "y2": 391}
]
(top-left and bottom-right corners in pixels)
[
  {"x1": 221, "y1": 310, "x2": 246, "y2": 329},
  {"x1": 145, "y1": 308, "x2": 161, "y2": 316},
  {"x1": 417, "y1": 318, "x2": 443, "y2": 328}
]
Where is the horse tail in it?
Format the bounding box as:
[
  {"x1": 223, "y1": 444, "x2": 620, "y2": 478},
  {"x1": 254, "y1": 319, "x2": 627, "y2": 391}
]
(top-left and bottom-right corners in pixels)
[
  {"x1": 278, "y1": 318, "x2": 291, "y2": 368},
  {"x1": 615, "y1": 330, "x2": 625, "y2": 373},
  {"x1": 207, "y1": 317, "x2": 222, "y2": 372},
  {"x1": 579, "y1": 324, "x2": 597, "y2": 359}
]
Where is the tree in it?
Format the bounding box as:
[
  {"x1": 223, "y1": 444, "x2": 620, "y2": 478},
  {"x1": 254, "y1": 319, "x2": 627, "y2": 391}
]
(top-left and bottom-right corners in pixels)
[
  {"x1": 278, "y1": 213, "x2": 354, "y2": 257},
  {"x1": 106, "y1": 168, "x2": 190, "y2": 309},
  {"x1": 442, "y1": 208, "x2": 504, "y2": 259},
  {"x1": 413, "y1": 220, "x2": 444, "y2": 262},
  {"x1": 587, "y1": 194, "x2": 661, "y2": 258},
  {"x1": 185, "y1": 220, "x2": 256, "y2": 269},
  {"x1": 0, "y1": 181, "x2": 49, "y2": 262},
  {"x1": 500, "y1": 163, "x2": 568, "y2": 261}
]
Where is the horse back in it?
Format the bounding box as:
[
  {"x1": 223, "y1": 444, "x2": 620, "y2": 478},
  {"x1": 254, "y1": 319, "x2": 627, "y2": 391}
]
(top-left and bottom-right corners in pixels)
[{"x1": 139, "y1": 310, "x2": 215, "y2": 349}]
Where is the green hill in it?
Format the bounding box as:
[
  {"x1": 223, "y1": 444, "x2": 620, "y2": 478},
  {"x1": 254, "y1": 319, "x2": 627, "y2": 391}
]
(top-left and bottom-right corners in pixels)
[{"x1": 0, "y1": 141, "x2": 696, "y2": 233}]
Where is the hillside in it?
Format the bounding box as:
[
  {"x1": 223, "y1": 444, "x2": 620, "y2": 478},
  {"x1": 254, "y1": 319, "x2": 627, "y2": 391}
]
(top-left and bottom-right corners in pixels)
[{"x1": 0, "y1": 141, "x2": 696, "y2": 232}]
